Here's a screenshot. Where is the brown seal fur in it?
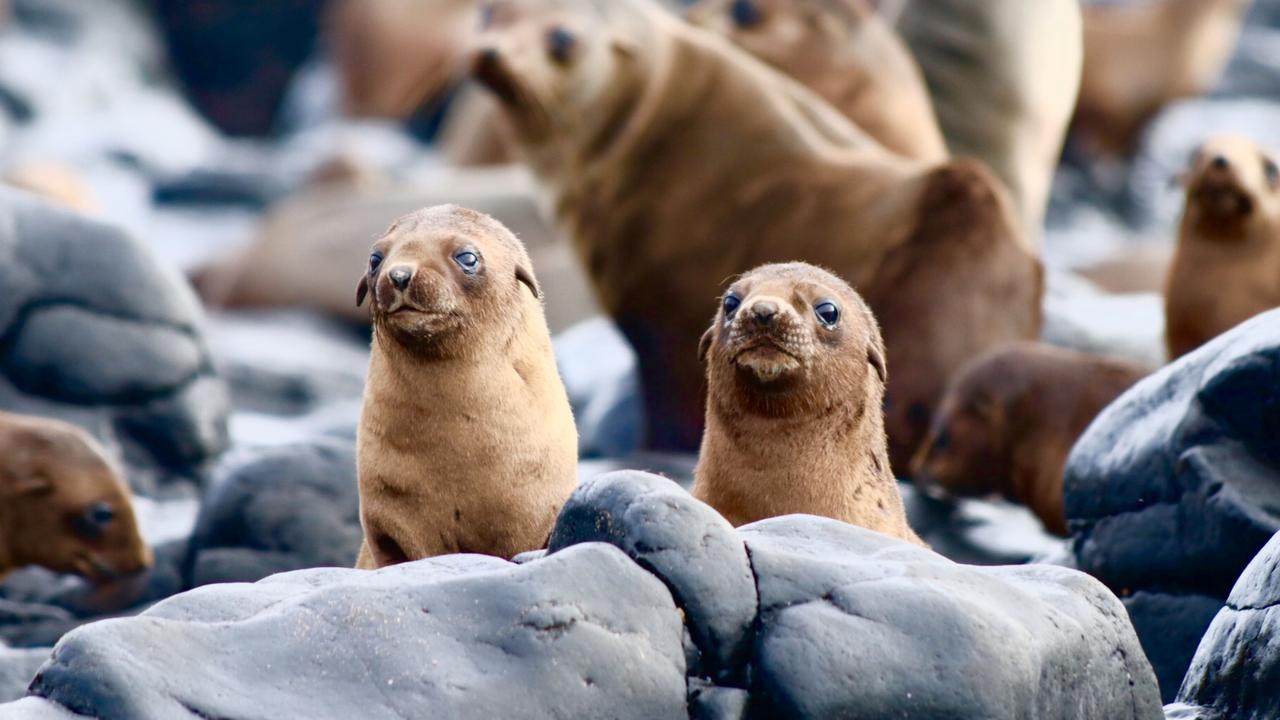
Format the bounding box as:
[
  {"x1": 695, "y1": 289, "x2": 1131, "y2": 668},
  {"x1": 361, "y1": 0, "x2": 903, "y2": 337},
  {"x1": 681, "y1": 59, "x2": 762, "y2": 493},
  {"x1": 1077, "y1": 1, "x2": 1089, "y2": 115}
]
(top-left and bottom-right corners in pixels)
[
  {"x1": 686, "y1": 0, "x2": 947, "y2": 162},
  {"x1": 911, "y1": 343, "x2": 1148, "y2": 537},
  {"x1": 693, "y1": 263, "x2": 922, "y2": 543},
  {"x1": 898, "y1": 0, "x2": 1082, "y2": 241},
  {"x1": 1075, "y1": 0, "x2": 1253, "y2": 156},
  {"x1": 1166, "y1": 134, "x2": 1280, "y2": 359},
  {"x1": 470, "y1": 0, "x2": 1042, "y2": 469},
  {"x1": 354, "y1": 205, "x2": 577, "y2": 567},
  {"x1": 0, "y1": 411, "x2": 151, "y2": 583}
]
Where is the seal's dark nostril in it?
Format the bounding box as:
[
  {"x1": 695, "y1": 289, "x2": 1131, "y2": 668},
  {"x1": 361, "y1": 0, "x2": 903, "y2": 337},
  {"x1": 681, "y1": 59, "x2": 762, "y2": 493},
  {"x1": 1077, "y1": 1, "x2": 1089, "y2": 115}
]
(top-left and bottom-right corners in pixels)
[
  {"x1": 1212, "y1": 155, "x2": 1230, "y2": 170},
  {"x1": 751, "y1": 300, "x2": 778, "y2": 326},
  {"x1": 389, "y1": 267, "x2": 412, "y2": 290}
]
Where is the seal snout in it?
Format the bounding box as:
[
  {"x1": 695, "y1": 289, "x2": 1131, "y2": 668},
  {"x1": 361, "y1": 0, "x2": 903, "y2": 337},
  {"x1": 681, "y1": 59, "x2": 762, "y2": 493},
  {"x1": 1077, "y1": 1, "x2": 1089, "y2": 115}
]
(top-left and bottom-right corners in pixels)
[
  {"x1": 388, "y1": 266, "x2": 413, "y2": 291},
  {"x1": 750, "y1": 299, "x2": 779, "y2": 327}
]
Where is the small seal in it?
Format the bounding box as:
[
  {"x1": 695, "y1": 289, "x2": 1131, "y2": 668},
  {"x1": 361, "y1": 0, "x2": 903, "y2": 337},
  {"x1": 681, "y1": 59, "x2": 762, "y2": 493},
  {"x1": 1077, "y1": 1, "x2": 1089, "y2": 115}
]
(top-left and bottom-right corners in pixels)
[
  {"x1": 910, "y1": 343, "x2": 1148, "y2": 536},
  {"x1": 1166, "y1": 135, "x2": 1280, "y2": 359},
  {"x1": 0, "y1": 411, "x2": 152, "y2": 583},
  {"x1": 687, "y1": 0, "x2": 947, "y2": 161},
  {"x1": 692, "y1": 263, "x2": 923, "y2": 544},
  {"x1": 354, "y1": 204, "x2": 578, "y2": 567}
]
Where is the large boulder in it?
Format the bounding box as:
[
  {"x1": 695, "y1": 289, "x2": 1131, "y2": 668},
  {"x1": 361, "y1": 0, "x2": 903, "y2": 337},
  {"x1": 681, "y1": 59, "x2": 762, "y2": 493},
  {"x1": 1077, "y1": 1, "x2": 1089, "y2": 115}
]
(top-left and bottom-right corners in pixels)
[
  {"x1": 0, "y1": 189, "x2": 229, "y2": 492},
  {"x1": 184, "y1": 440, "x2": 362, "y2": 587},
  {"x1": 1173, "y1": 531, "x2": 1280, "y2": 720}
]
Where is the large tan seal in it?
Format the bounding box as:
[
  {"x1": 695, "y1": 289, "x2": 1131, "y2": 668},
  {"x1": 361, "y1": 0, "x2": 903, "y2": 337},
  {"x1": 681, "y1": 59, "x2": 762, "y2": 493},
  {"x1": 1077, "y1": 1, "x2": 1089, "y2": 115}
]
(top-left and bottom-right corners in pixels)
[
  {"x1": 354, "y1": 205, "x2": 577, "y2": 567},
  {"x1": 1075, "y1": 0, "x2": 1253, "y2": 156},
  {"x1": 897, "y1": 0, "x2": 1082, "y2": 241},
  {"x1": 693, "y1": 263, "x2": 922, "y2": 544},
  {"x1": 0, "y1": 411, "x2": 152, "y2": 583},
  {"x1": 686, "y1": 0, "x2": 946, "y2": 162},
  {"x1": 1166, "y1": 135, "x2": 1280, "y2": 359},
  {"x1": 471, "y1": 0, "x2": 1042, "y2": 469},
  {"x1": 911, "y1": 343, "x2": 1148, "y2": 536}
]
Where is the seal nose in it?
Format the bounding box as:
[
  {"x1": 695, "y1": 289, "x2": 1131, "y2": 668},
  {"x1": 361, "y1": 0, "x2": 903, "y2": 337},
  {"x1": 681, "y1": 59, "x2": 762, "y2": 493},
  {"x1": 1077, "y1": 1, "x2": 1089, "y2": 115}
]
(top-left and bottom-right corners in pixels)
[
  {"x1": 751, "y1": 300, "x2": 779, "y2": 327},
  {"x1": 388, "y1": 267, "x2": 413, "y2": 291},
  {"x1": 1211, "y1": 155, "x2": 1230, "y2": 171}
]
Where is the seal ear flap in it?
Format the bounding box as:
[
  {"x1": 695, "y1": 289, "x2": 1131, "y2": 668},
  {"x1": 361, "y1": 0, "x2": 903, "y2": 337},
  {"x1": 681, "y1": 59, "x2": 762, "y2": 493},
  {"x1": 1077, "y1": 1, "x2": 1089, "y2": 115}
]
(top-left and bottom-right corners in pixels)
[
  {"x1": 868, "y1": 341, "x2": 887, "y2": 384},
  {"x1": 698, "y1": 327, "x2": 714, "y2": 364},
  {"x1": 611, "y1": 36, "x2": 640, "y2": 59},
  {"x1": 515, "y1": 265, "x2": 542, "y2": 300},
  {"x1": 356, "y1": 275, "x2": 369, "y2": 307}
]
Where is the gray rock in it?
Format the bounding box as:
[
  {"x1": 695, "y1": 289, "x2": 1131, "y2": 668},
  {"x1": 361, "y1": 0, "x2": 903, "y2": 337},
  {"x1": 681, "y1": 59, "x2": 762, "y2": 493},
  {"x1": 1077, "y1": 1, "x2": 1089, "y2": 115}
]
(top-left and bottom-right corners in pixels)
[
  {"x1": 742, "y1": 515, "x2": 1165, "y2": 720},
  {"x1": 185, "y1": 440, "x2": 362, "y2": 587},
  {"x1": 554, "y1": 318, "x2": 642, "y2": 458},
  {"x1": 0, "y1": 697, "x2": 88, "y2": 719},
  {"x1": 0, "y1": 189, "x2": 228, "y2": 492},
  {"x1": 0, "y1": 647, "x2": 46, "y2": 703},
  {"x1": 1123, "y1": 593, "x2": 1224, "y2": 704},
  {"x1": 548, "y1": 471, "x2": 756, "y2": 683},
  {"x1": 1176, "y1": 531, "x2": 1280, "y2": 720},
  {"x1": 1065, "y1": 309, "x2": 1280, "y2": 599}
]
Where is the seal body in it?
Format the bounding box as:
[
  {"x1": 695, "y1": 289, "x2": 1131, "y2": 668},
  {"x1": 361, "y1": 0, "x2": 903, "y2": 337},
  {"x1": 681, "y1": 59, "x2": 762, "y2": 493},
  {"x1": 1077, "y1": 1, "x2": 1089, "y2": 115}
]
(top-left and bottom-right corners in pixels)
[
  {"x1": 471, "y1": 0, "x2": 1041, "y2": 468},
  {"x1": 1076, "y1": 0, "x2": 1253, "y2": 156},
  {"x1": 693, "y1": 263, "x2": 921, "y2": 543},
  {"x1": 910, "y1": 343, "x2": 1148, "y2": 536},
  {"x1": 0, "y1": 411, "x2": 151, "y2": 583},
  {"x1": 898, "y1": 0, "x2": 1082, "y2": 241},
  {"x1": 354, "y1": 205, "x2": 577, "y2": 567},
  {"x1": 687, "y1": 0, "x2": 946, "y2": 162},
  {"x1": 1166, "y1": 135, "x2": 1280, "y2": 359}
]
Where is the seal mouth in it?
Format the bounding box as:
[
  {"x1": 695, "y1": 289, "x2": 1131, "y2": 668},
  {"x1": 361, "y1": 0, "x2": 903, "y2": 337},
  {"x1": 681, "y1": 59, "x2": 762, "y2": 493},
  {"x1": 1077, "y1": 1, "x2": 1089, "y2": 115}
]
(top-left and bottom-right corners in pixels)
[
  {"x1": 1191, "y1": 178, "x2": 1254, "y2": 219},
  {"x1": 732, "y1": 341, "x2": 804, "y2": 382},
  {"x1": 72, "y1": 552, "x2": 122, "y2": 584},
  {"x1": 470, "y1": 47, "x2": 553, "y2": 137}
]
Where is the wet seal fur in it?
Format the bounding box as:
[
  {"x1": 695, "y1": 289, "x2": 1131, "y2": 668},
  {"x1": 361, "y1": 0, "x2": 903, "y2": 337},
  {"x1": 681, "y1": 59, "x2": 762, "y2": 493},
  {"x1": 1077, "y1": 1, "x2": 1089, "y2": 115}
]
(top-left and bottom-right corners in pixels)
[
  {"x1": 693, "y1": 263, "x2": 922, "y2": 544},
  {"x1": 0, "y1": 411, "x2": 151, "y2": 583},
  {"x1": 1166, "y1": 135, "x2": 1280, "y2": 359},
  {"x1": 354, "y1": 205, "x2": 577, "y2": 567},
  {"x1": 470, "y1": 0, "x2": 1042, "y2": 468},
  {"x1": 911, "y1": 343, "x2": 1148, "y2": 536},
  {"x1": 687, "y1": 0, "x2": 946, "y2": 162}
]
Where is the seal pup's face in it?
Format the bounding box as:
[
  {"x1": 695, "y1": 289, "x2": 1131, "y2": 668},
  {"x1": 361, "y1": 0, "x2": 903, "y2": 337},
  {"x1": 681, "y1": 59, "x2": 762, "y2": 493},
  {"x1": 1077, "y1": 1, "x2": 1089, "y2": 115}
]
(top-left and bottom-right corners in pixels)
[
  {"x1": 909, "y1": 372, "x2": 1004, "y2": 501},
  {"x1": 468, "y1": 0, "x2": 653, "y2": 146},
  {"x1": 358, "y1": 204, "x2": 540, "y2": 357},
  {"x1": 700, "y1": 263, "x2": 886, "y2": 418},
  {"x1": 1181, "y1": 135, "x2": 1280, "y2": 235},
  {"x1": 688, "y1": 0, "x2": 868, "y2": 68},
  {"x1": 0, "y1": 416, "x2": 152, "y2": 584}
]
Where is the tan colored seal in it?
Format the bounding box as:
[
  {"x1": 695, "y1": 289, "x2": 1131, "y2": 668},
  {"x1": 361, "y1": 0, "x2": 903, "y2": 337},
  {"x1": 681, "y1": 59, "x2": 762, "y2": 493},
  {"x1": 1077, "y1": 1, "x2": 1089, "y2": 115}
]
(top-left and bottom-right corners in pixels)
[
  {"x1": 354, "y1": 205, "x2": 577, "y2": 567},
  {"x1": 693, "y1": 263, "x2": 923, "y2": 543},
  {"x1": 470, "y1": 0, "x2": 1041, "y2": 469},
  {"x1": 1166, "y1": 135, "x2": 1280, "y2": 359},
  {"x1": 0, "y1": 411, "x2": 152, "y2": 583},
  {"x1": 911, "y1": 343, "x2": 1148, "y2": 537},
  {"x1": 897, "y1": 0, "x2": 1082, "y2": 241},
  {"x1": 1075, "y1": 0, "x2": 1252, "y2": 156},
  {"x1": 686, "y1": 0, "x2": 947, "y2": 162}
]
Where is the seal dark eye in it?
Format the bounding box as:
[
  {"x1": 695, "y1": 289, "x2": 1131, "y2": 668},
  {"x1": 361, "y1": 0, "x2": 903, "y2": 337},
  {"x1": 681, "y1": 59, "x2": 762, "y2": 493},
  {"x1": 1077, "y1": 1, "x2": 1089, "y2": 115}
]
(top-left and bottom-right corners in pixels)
[
  {"x1": 723, "y1": 292, "x2": 741, "y2": 319},
  {"x1": 815, "y1": 301, "x2": 840, "y2": 327},
  {"x1": 369, "y1": 252, "x2": 383, "y2": 273},
  {"x1": 1264, "y1": 158, "x2": 1279, "y2": 189},
  {"x1": 87, "y1": 501, "x2": 115, "y2": 526},
  {"x1": 479, "y1": 2, "x2": 495, "y2": 29},
  {"x1": 454, "y1": 250, "x2": 481, "y2": 274},
  {"x1": 547, "y1": 26, "x2": 577, "y2": 64},
  {"x1": 730, "y1": 0, "x2": 763, "y2": 28}
]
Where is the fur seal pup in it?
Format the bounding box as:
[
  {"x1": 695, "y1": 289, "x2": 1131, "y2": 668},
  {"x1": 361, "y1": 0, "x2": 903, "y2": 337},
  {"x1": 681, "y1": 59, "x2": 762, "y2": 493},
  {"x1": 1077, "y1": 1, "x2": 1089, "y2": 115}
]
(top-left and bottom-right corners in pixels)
[
  {"x1": 1075, "y1": 0, "x2": 1253, "y2": 156},
  {"x1": 910, "y1": 343, "x2": 1148, "y2": 537},
  {"x1": 1166, "y1": 135, "x2": 1280, "y2": 359},
  {"x1": 471, "y1": 0, "x2": 1041, "y2": 468},
  {"x1": 354, "y1": 205, "x2": 577, "y2": 567},
  {"x1": 897, "y1": 0, "x2": 1082, "y2": 241},
  {"x1": 686, "y1": 0, "x2": 947, "y2": 162},
  {"x1": 693, "y1": 264, "x2": 921, "y2": 543},
  {"x1": 0, "y1": 411, "x2": 151, "y2": 583}
]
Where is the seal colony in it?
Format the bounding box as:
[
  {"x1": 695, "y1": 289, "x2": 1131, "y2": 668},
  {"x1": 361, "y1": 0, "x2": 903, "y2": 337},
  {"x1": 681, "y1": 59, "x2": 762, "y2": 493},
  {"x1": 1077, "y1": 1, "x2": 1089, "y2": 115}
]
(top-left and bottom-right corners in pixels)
[
  {"x1": 470, "y1": 0, "x2": 1042, "y2": 469},
  {"x1": 693, "y1": 263, "x2": 922, "y2": 544},
  {"x1": 354, "y1": 205, "x2": 577, "y2": 567}
]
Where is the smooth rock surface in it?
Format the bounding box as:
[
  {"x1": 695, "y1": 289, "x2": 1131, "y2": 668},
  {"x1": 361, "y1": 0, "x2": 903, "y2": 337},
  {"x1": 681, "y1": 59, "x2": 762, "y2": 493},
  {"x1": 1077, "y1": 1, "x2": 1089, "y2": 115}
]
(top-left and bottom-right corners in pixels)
[{"x1": 1123, "y1": 593, "x2": 1224, "y2": 704}]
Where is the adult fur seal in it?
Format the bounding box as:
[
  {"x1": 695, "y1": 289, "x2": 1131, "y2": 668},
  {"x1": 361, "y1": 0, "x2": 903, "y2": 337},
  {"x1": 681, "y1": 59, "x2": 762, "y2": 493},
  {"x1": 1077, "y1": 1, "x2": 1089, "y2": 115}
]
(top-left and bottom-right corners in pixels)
[
  {"x1": 471, "y1": 0, "x2": 1041, "y2": 469},
  {"x1": 897, "y1": 0, "x2": 1082, "y2": 241},
  {"x1": 354, "y1": 205, "x2": 577, "y2": 567},
  {"x1": 1166, "y1": 135, "x2": 1280, "y2": 359},
  {"x1": 0, "y1": 411, "x2": 151, "y2": 583},
  {"x1": 693, "y1": 263, "x2": 922, "y2": 543},
  {"x1": 686, "y1": 0, "x2": 946, "y2": 162},
  {"x1": 910, "y1": 343, "x2": 1148, "y2": 536},
  {"x1": 1075, "y1": 0, "x2": 1253, "y2": 156}
]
